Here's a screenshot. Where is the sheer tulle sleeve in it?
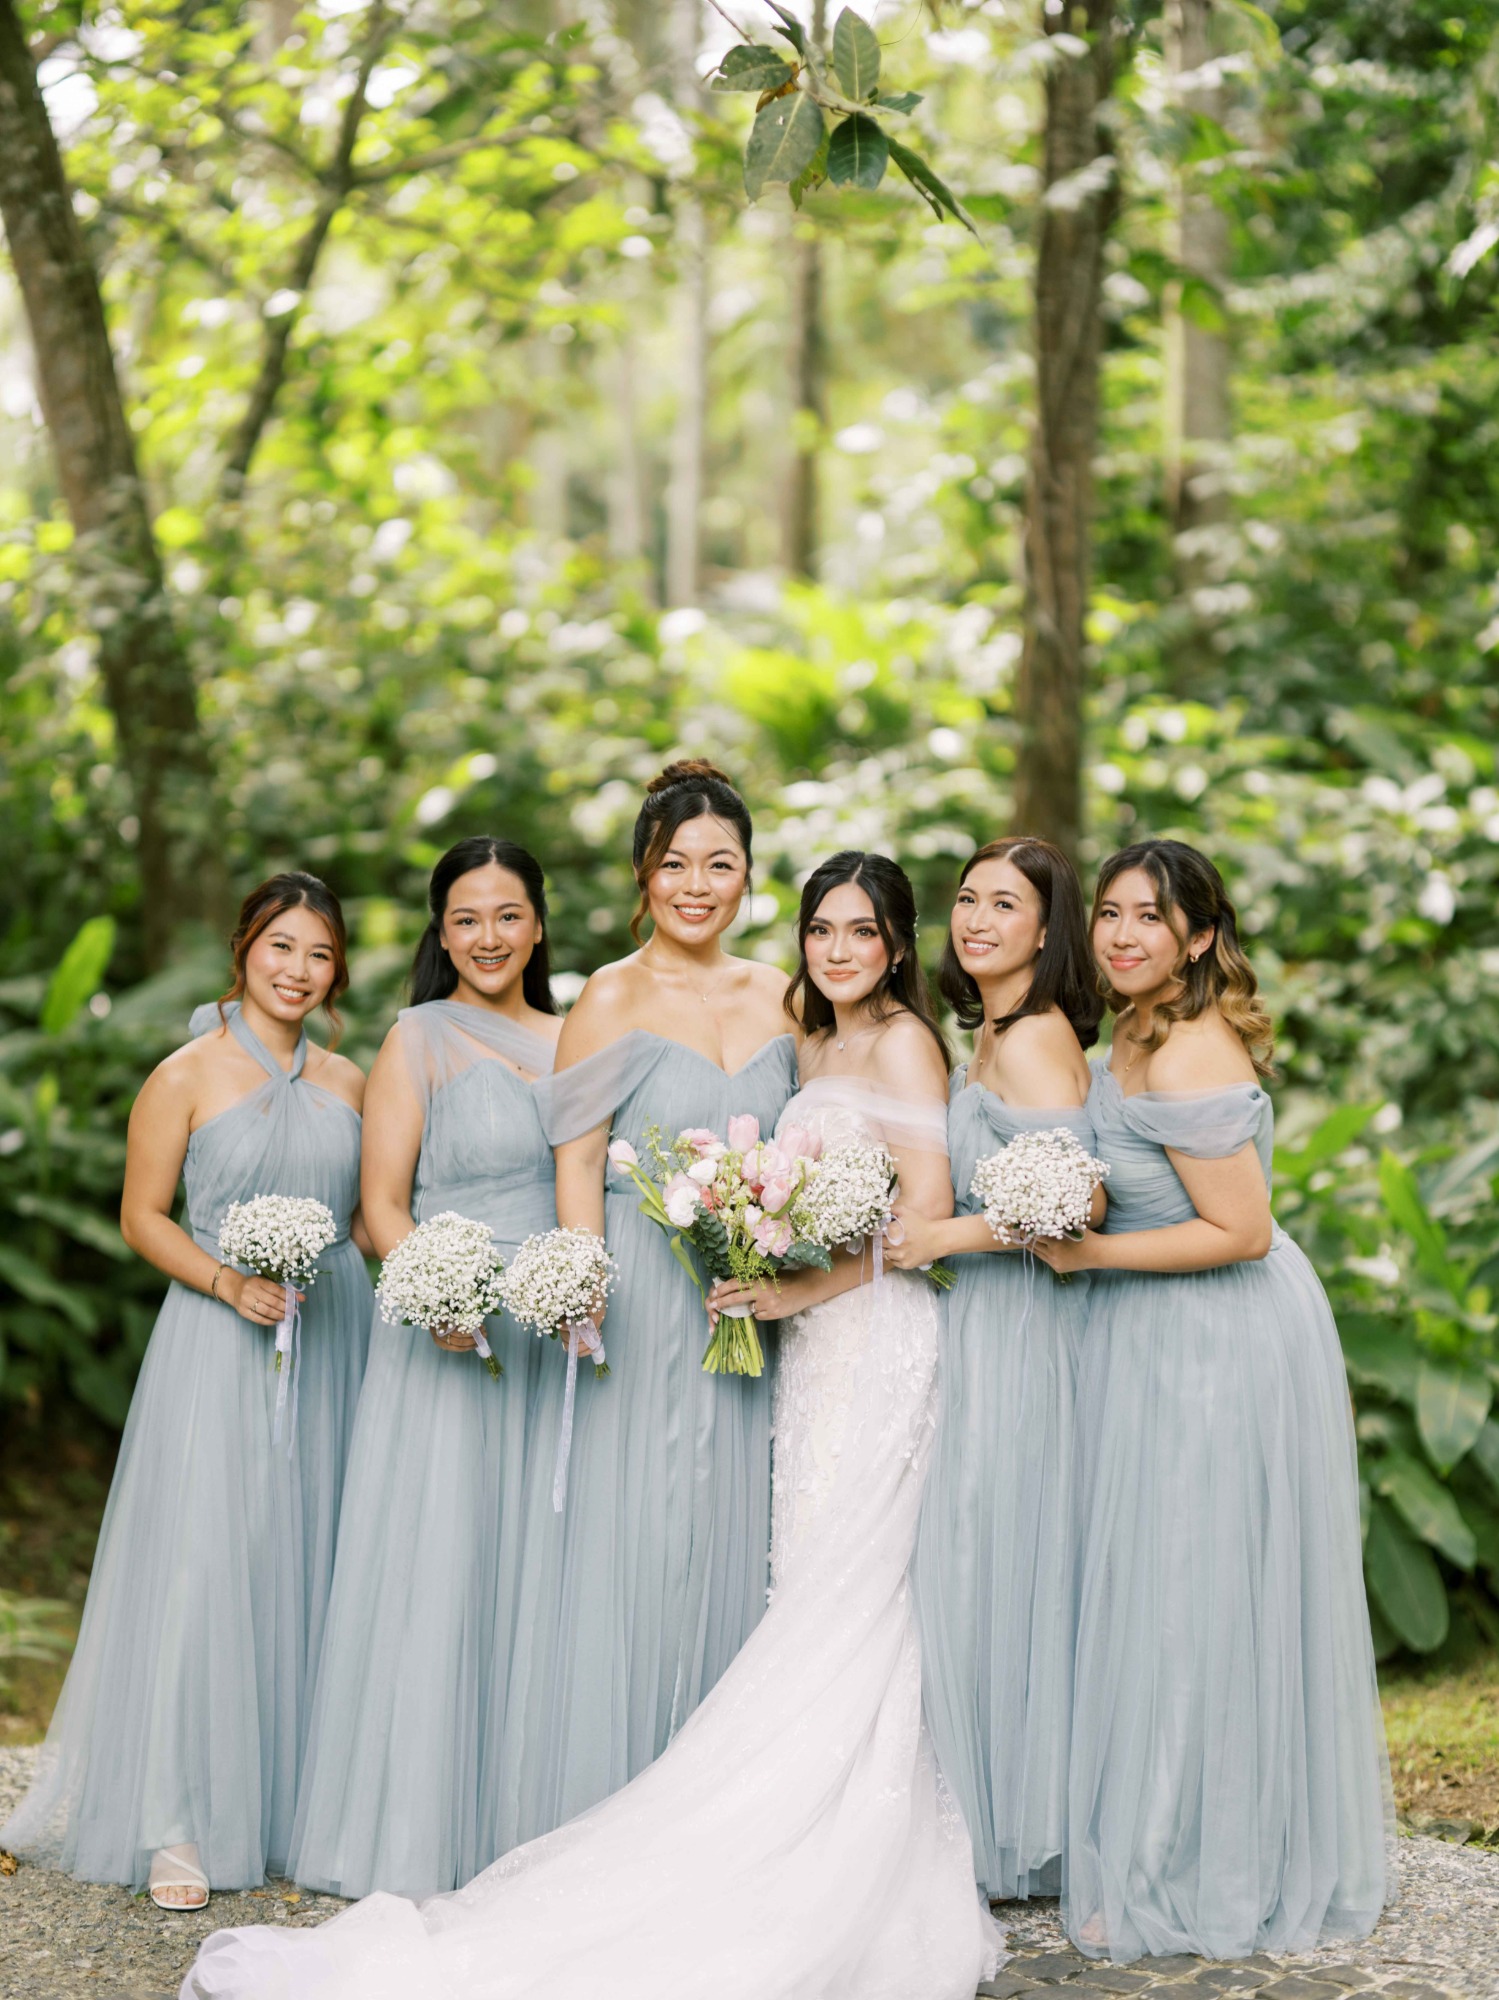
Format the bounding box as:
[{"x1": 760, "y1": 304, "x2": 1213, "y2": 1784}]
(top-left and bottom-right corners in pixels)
[
  {"x1": 396, "y1": 1000, "x2": 556, "y2": 1118},
  {"x1": 533, "y1": 1030, "x2": 666, "y2": 1146},
  {"x1": 187, "y1": 1000, "x2": 228, "y2": 1039},
  {"x1": 1122, "y1": 1082, "x2": 1269, "y2": 1160}
]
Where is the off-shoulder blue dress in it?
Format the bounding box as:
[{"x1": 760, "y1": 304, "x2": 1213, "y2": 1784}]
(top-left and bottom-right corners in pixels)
[
  {"x1": 288, "y1": 1001, "x2": 558, "y2": 1901},
  {"x1": 496, "y1": 1029, "x2": 799, "y2": 1846},
  {"x1": 1066, "y1": 1063, "x2": 1391, "y2": 1961},
  {"x1": 913, "y1": 1071, "x2": 1094, "y2": 1898},
  {"x1": 0, "y1": 1003, "x2": 370, "y2": 1889}
]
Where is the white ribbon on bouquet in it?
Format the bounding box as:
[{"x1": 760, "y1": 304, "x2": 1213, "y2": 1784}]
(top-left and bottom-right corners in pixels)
[{"x1": 553, "y1": 1317, "x2": 606, "y2": 1513}]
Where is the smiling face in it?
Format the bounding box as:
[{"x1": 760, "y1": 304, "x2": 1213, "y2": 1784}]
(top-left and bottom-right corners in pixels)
[
  {"x1": 803, "y1": 881, "x2": 893, "y2": 1015},
  {"x1": 642, "y1": 813, "x2": 748, "y2": 947},
  {"x1": 951, "y1": 855, "x2": 1046, "y2": 989},
  {"x1": 242, "y1": 903, "x2": 339, "y2": 1026},
  {"x1": 439, "y1": 862, "x2": 543, "y2": 1005},
  {"x1": 1092, "y1": 865, "x2": 1212, "y2": 1007}
]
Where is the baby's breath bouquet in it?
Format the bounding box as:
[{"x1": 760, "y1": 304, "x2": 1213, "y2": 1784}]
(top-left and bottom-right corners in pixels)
[
  {"x1": 608, "y1": 1114, "x2": 829, "y2": 1377},
  {"x1": 969, "y1": 1128, "x2": 1110, "y2": 1272},
  {"x1": 499, "y1": 1227, "x2": 618, "y2": 1509},
  {"x1": 375, "y1": 1211, "x2": 507, "y2": 1376},
  {"x1": 790, "y1": 1142, "x2": 955, "y2": 1290},
  {"x1": 218, "y1": 1194, "x2": 337, "y2": 1443}
]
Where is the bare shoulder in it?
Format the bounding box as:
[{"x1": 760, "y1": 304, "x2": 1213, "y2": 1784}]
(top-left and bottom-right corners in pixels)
[
  {"x1": 870, "y1": 1011, "x2": 949, "y2": 1099},
  {"x1": 530, "y1": 1008, "x2": 566, "y2": 1049},
  {"x1": 137, "y1": 1035, "x2": 211, "y2": 1114},
  {"x1": 556, "y1": 958, "x2": 644, "y2": 1066},
  {"x1": 731, "y1": 955, "x2": 791, "y2": 1003},
  {"x1": 1147, "y1": 1011, "x2": 1258, "y2": 1092},
  {"x1": 992, "y1": 1010, "x2": 1089, "y2": 1107},
  {"x1": 308, "y1": 1046, "x2": 366, "y2": 1111}
]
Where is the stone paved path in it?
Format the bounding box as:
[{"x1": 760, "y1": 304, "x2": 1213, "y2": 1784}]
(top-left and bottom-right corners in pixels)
[{"x1": 4, "y1": 1748, "x2": 1497, "y2": 1998}]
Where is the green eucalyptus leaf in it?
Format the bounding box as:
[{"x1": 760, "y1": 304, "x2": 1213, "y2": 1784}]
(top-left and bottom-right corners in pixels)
[
  {"x1": 1373, "y1": 1450, "x2": 1476, "y2": 1568},
  {"x1": 711, "y1": 45, "x2": 795, "y2": 93},
  {"x1": 745, "y1": 91, "x2": 825, "y2": 199},
  {"x1": 1415, "y1": 1359, "x2": 1492, "y2": 1474},
  {"x1": 1363, "y1": 1497, "x2": 1449, "y2": 1653},
  {"x1": 827, "y1": 113, "x2": 889, "y2": 190},
  {"x1": 886, "y1": 134, "x2": 978, "y2": 235},
  {"x1": 41, "y1": 916, "x2": 116, "y2": 1037},
  {"x1": 832, "y1": 8, "x2": 881, "y2": 101}
]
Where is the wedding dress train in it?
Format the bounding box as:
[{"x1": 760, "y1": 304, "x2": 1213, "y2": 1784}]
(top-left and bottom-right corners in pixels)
[{"x1": 183, "y1": 1074, "x2": 1001, "y2": 2000}]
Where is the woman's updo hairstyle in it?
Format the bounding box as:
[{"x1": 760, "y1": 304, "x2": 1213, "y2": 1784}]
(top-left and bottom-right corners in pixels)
[
  {"x1": 410, "y1": 836, "x2": 557, "y2": 1012},
  {"x1": 785, "y1": 850, "x2": 949, "y2": 1072},
  {"x1": 629, "y1": 760, "x2": 754, "y2": 944},
  {"x1": 938, "y1": 836, "x2": 1102, "y2": 1048},
  {"x1": 218, "y1": 871, "x2": 350, "y2": 1043},
  {"x1": 1092, "y1": 838, "x2": 1274, "y2": 1077}
]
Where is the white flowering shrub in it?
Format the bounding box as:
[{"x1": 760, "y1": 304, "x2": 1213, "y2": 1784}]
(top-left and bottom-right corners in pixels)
[
  {"x1": 218, "y1": 1195, "x2": 336, "y2": 1286},
  {"x1": 969, "y1": 1129, "x2": 1110, "y2": 1248},
  {"x1": 375, "y1": 1210, "x2": 507, "y2": 1376}
]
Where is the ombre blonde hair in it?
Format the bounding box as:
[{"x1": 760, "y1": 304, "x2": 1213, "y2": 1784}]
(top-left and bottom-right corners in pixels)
[{"x1": 1091, "y1": 840, "x2": 1275, "y2": 1078}]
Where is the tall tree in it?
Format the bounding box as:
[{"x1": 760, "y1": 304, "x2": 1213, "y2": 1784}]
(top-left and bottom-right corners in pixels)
[
  {"x1": 0, "y1": 0, "x2": 219, "y2": 964},
  {"x1": 1163, "y1": 0, "x2": 1232, "y2": 690},
  {"x1": 665, "y1": 0, "x2": 708, "y2": 605},
  {"x1": 1010, "y1": 0, "x2": 1121, "y2": 863}
]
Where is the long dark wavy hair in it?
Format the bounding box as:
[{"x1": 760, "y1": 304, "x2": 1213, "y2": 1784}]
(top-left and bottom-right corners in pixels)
[
  {"x1": 630, "y1": 760, "x2": 754, "y2": 945},
  {"x1": 784, "y1": 851, "x2": 949, "y2": 1071},
  {"x1": 937, "y1": 836, "x2": 1102, "y2": 1048},
  {"x1": 1092, "y1": 839, "x2": 1274, "y2": 1077},
  {"x1": 217, "y1": 871, "x2": 349, "y2": 1043},
  {"x1": 410, "y1": 836, "x2": 557, "y2": 1012}
]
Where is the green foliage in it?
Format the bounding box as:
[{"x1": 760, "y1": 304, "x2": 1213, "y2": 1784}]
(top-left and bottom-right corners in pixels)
[{"x1": 0, "y1": 1587, "x2": 71, "y2": 1696}]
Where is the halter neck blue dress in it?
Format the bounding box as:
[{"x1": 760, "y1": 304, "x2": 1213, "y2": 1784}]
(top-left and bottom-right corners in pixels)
[
  {"x1": 288, "y1": 1001, "x2": 559, "y2": 1901},
  {"x1": 495, "y1": 1029, "x2": 799, "y2": 1846},
  {"x1": 0, "y1": 1002, "x2": 370, "y2": 1890},
  {"x1": 1066, "y1": 1062, "x2": 1391, "y2": 1961},
  {"x1": 913, "y1": 1071, "x2": 1094, "y2": 1898}
]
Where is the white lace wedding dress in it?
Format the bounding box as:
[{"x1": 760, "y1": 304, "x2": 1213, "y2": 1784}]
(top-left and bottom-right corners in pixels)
[{"x1": 183, "y1": 1076, "x2": 1002, "y2": 2000}]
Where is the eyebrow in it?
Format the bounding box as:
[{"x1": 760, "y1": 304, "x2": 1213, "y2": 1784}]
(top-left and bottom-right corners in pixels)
[
  {"x1": 267, "y1": 928, "x2": 329, "y2": 945},
  {"x1": 448, "y1": 902, "x2": 526, "y2": 916},
  {"x1": 664, "y1": 846, "x2": 740, "y2": 860}
]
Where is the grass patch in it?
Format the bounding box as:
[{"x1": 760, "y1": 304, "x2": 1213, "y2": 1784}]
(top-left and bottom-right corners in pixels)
[{"x1": 1381, "y1": 1635, "x2": 1499, "y2": 1829}]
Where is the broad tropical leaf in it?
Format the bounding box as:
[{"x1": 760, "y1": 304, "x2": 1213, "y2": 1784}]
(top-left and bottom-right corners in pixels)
[
  {"x1": 1379, "y1": 1149, "x2": 1459, "y2": 1299},
  {"x1": 1469, "y1": 1418, "x2": 1499, "y2": 1496},
  {"x1": 827, "y1": 114, "x2": 889, "y2": 190},
  {"x1": 1341, "y1": 1314, "x2": 1421, "y2": 1403},
  {"x1": 1415, "y1": 1359, "x2": 1492, "y2": 1474},
  {"x1": 0, "y1": 1244, "x2": 99, "y2": 1331},
  {"x1": 1364, "y1": 1497, "x2": 1449, "y2": 1652},
  {"x1": 745, "y1": 92, "x2": 826, "y2": 199},
  {"x1": 11, "y1": 1192, "x2": 132, "y2": 1261},
  {"x1": 1373, "y1": 1450, "x2": 1476, "y2": 1568},
  {"x1": 40, "y1": 916, "x2": 116, "y2": 1036}
]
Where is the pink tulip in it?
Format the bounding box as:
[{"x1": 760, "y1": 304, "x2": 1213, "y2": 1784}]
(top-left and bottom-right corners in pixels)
[
  {"x1": 727, "y1": 1113, "x2": 760, "y2": 1153},
  {"x1": 759, "y1": 1177, "x2": 793, "y2": 1214}
]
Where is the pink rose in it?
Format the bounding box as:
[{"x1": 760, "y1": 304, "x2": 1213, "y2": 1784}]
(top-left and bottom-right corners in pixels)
[
  {"x1": 740, "y1": 1146, "x2": 766, "y2": 1193},
  {"x1": 727, "y1": 1113, "x2": 760, "y2": 1153},
  {"x1": 686, "y1": 1157, "x2": 718, "y2": 1186},
  {"x1": 663, "y1": 1173, "x2": 703, "y2": 1229},
  {"x1": 680, "y1": 1127, "x2": 724, "y2": 1158},
  {"x1": 753, "y1": 1214, "x2": 793, "y2": 1258}
]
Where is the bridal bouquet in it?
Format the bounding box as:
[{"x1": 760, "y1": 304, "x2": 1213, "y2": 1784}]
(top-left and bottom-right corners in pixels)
[
  {"x1": 218, "y1": 1193, "x2": 337, "y2": 1445},
  {"x1": 792, "y1": 1141, "x2": 955, "y2": 1290},
  {"x1": 969, "y1": 1128, "x2": 1110, "y2": 1267},
  {"x1": 608, "y1": 1115, "x2": 828, "y2": 1377},
  {"x1": 375, "y1": 1211, "x2": 508, "y2": 1376},
  {"x1": 499, "y1": 1227, "x2": 616, "y2": 1379},
  {"x1": 499, "y1": 1226, "x2": 618, "y2": 1510}
]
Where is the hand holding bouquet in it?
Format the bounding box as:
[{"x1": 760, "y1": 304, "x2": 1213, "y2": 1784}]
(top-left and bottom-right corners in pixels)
[
  {"x1": 608, "y1": 1115, "x2": 829, "y2": 1376},
  {"x1": 969, "y1": 1128, "x2": 1110, "y2": 1275},
  {"x1": 218, "y1": 1193, "x2": 337, "y2": 1443},
  {"x1": 375, "y1": 1211, "x2": 508, "y2": 1376},
  {"x1": 791, "y1": 1141, "x2": 955, "y2": 1290},
  {"x1": 499, "y1": 1227, "x2": 619, "y2": 1509}
]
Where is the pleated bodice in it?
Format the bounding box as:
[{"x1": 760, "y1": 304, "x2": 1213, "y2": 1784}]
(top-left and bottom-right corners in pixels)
[
  {"x1": 408, "y1": 1005, "x2": 557, "y2": 1247},
  {"x1": 1087, "y1": 1060, "x2": 1272, "y2": 1233}
]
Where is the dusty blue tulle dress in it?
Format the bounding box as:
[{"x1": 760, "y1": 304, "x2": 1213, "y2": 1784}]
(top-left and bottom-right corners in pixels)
[
  {"x1": 494, "y1": 1030, "x2": 799, "y2": 1846},
  {"x1": 0, "y1": 1002, "x2": 370, "y2": 1890},
  {"x1": 913, "y1": 1072, "x2": 1093, "y2": 1899},
  {"x1": 1066, "y1": 1064, "x2": 1391, "y2": 1961},
  {"x1": 287, "y1": 1002, "x2": 558, "y2": 1902}
]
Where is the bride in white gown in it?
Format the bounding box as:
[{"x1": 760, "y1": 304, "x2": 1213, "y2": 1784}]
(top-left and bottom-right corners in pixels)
[{"x1": 183, "y1": 852, "x2": 1002, "y2": 2000}]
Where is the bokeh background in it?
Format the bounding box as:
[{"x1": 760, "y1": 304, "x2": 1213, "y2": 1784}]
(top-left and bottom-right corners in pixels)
[{"x1": 0, "y1": 0, "x2": 1496, "y2": 1826}]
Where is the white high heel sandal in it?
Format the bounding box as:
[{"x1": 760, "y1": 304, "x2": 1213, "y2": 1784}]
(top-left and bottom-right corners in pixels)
[{"x1": 148, "y1": 1842, "x2": 209, "y2": 1911}]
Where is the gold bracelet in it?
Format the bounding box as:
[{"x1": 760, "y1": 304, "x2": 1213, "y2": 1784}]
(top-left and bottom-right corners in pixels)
[{"x1": 210, "y1": 1263, "x2": 227, "y2": 1302}]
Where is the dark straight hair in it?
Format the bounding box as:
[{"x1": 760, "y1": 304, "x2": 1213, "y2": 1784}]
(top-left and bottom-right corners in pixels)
[
  {"x1": 784, "y1": 850, "x2": 950, "y2": 1072},
  {"x1": 938, "y1": 836, "x2": 1103, "y2": 1049},
  {"x1": 630, "y1": 759, "x2": 754, "y2": 944},
  {"x1": 410, "y1": 836, "x2": 557, "y2": 1012},
  {"x1": 218, "y1": 871, "x2": 349, "y2": 1044}
]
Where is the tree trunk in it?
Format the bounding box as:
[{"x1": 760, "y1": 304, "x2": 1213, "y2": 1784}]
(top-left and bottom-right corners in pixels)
[
  {"x1": 1164, "y1": 0, "x2": 1231, "y2": 690},
  {"x1": 781, "y1": 0, "x2": 827, "y2": 580},
  {"x1": 664, "y1": 0, "x2": 707, "y2": 606},
  {"x1": 1010, "y1": 0, "x2": 1119, "y2": 866},
  {"x1": 0, "y1": 0, "x2": 219, "y2": 964},
  {"x1": 603, "y1": 331, "x2": 649, "y2": 579}
]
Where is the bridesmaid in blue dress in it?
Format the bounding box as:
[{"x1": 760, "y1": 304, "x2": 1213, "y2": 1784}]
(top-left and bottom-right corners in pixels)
[
  {"x1": 498, "y1": 761, "x2": 797, "y2": 1845},
  {"x1": 0, "y1": 874, "x2": 370, "y2": 1909},
  {"x1": 1033, "y1": 840, "x2": 1391, "y2": 1962},
  {"x1": 888, "y1": 837, "x2": 1102, "y2": 1899},
  {"x1": 287, "y1": 838, "x2": 562, "y2": 1902}
]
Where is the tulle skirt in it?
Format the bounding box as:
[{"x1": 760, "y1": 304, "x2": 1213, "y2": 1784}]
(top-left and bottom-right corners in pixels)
[
  {"x1": 1066, "y1": 1230, "x2": 1392, "y2": 1960},
  {"x1": 914, "y1": 1249, "x2": 1085, "y2": 1897},
  {"x1": 0, "y1": 1247, "x2": 371, "y2": 1889}
]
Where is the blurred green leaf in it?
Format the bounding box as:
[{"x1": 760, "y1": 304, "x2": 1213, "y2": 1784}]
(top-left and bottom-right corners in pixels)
[
  {"x1": 40, "y1": 917, "x2": 116, "y2": 1037},
  {"x1": 1364, "y1": 1498, "x2": 1449, "y2": 1652},
  {"x1": 1372, "y1": 1450, "x2": 1476, "y2": 1569},
  {"x1": 1415, "y1": 1360, "x2": 1492, "y2": 1474},
  {"x1": 745, "y1": 92, "x2": 825, "y2": 199},
  {"x1": 831, "y1": 8, "x2": 881, "y2": 101},
  {"x1": 827, "y1": 114, "x2": 888, "y2": 190}
]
